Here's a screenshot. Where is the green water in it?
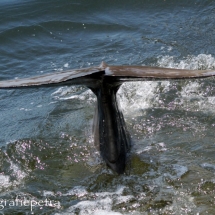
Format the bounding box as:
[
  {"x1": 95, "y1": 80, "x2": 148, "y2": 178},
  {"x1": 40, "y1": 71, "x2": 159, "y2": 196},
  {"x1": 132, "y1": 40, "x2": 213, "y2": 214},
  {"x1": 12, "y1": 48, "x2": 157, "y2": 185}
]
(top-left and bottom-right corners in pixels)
[{"x1": 0, "y1": 0, "x2": 215, "y2": 214}]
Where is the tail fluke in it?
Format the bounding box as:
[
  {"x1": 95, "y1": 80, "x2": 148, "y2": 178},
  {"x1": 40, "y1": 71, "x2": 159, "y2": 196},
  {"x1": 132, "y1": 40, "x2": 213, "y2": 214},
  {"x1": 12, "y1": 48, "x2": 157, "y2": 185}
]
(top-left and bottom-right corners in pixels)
[
  {"x1": 104, "y1": 65, "x2": 215, "y2": 80},
  {"x1": 0, "y1": 66, "x2": 104, "y2": 88},
  {"x1": 1, "y1": 62, "x2": 215, "y2": 89}
]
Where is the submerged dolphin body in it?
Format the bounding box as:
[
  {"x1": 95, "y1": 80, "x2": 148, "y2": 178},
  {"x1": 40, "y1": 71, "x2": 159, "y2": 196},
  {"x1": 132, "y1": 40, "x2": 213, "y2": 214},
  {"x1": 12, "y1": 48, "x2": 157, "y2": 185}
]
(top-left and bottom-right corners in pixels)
[{"x1": 1, "y1": 62, "x2": 215, "y2": 173}]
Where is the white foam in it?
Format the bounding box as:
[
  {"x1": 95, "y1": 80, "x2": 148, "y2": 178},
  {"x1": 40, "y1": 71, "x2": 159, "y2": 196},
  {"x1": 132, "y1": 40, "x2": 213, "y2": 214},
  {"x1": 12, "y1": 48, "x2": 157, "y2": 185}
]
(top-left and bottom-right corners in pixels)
[
  {"x1": 157, "y1": 54, "x2": 215, "y2": 70},
  {"x1": 91, "y1": 210, "x2": 122, "y2": 215},
  {"x1": 9, "y1": 162, "x2": 27, "y2": 181},
  {"x1": 117, "y1": 54, "x2": 215, "y2": 118},
  {"x1": 43, "y1": 190, "x2": 55, "y2": 197},
  {"x1": 56, "y1": 186, "x2": 136, "y2": 215},
  {"x1": 156, "y1": 142, "x2": 167, "y2": 151},
  {"x1": 0, "y1": 174, "x2": 11, "y2": 188},
  {"x1": 117, "y1": 81, "x2": 159, "y2": 115},
  {"x1": 136, "y1": 142, "x2": 167, "y2": 155},
  {"x1": 63, "y1": 186, "x2": 88, "y2": 197},
  {"x1": 0, "y1": 161, "x2": 27, "y2": 191},
  {"x1": 200, "y1": 163, "x2": 215, "y2": 171},
  {"x1": 208, "y1": 96, "x2": 215, "y2": 105},
  {"x1": 56, "y1": 197, "x2": 115, "y2": 215},
  {"x1": 64, "y1": 63, "x2": 69, "y2": 68},
  {"x1": 51, "y1": 86, "x2": 96, "y2": 103},
  {"x1": 136, "y1": 145, "x2": 152, "y2": 154},
  {"x1": 115, "y1": 195, "x2": 134, "y2": 205},
  {"x1": 161, "y1": 191, "x2": 196, "y2": 214}
]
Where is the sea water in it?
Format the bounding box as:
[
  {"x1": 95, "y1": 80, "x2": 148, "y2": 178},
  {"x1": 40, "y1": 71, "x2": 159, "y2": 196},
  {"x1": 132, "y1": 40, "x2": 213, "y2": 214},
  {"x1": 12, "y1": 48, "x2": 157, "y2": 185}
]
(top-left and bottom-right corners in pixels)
[{"x1": 0, "y1": 0, "x2": 215, "y2": 214}]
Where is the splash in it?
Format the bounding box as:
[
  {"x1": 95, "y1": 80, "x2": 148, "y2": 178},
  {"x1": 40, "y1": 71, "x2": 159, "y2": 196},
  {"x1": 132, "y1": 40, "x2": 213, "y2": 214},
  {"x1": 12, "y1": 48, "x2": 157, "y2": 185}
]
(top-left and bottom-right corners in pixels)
[
  {"x1": 52, "y1": 86, "x2": 96, "y2": 103},
  {"x1": 117, "y1": 54, "x2": 215, "y2": 116}
]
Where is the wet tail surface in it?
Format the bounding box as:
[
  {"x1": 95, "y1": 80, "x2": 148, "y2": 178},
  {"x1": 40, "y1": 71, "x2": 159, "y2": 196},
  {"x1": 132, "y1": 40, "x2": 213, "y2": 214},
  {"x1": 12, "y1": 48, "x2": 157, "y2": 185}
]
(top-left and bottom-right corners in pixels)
[{"x1": 90, "y1": 79, "x2": 131, "y2": 174}]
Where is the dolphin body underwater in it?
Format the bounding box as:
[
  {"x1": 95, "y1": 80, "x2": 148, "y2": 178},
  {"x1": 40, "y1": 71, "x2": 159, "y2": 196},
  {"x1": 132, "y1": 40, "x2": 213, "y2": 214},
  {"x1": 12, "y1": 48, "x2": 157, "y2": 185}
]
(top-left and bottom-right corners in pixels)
[{"x1": 1, "y1": 62, "x2": 215, "y2": 174}]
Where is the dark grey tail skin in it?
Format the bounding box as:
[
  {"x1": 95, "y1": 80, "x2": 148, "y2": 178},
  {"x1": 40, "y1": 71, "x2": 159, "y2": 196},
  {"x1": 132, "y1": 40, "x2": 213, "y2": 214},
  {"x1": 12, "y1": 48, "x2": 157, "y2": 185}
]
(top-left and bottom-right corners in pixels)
[{"x1": 90, "y1": 78, "x2": 131, "y2": 174}]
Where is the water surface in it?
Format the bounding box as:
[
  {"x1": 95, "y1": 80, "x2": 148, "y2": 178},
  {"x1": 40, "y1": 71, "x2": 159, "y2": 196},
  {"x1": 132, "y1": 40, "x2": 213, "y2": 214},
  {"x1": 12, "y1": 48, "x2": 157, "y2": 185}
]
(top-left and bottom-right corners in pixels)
[{"x1": 0, "y1": 0, "x2": 215, "y2": 214}]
